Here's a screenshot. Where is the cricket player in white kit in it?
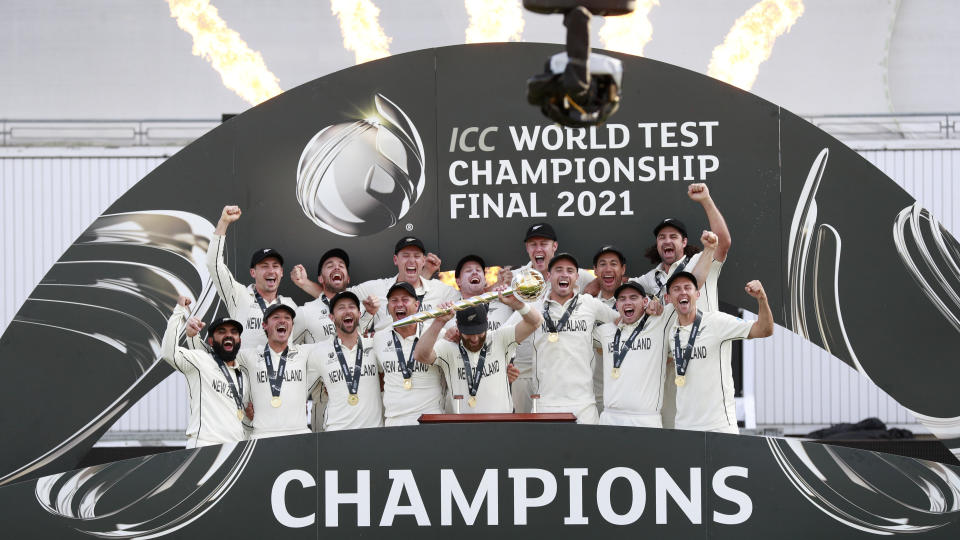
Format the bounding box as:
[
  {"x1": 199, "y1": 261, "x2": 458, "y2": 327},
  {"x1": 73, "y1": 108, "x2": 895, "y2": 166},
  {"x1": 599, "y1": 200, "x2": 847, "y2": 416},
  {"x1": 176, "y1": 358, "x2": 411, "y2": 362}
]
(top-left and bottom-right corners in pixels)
[
  {"x1": 415, "y1": 292, "x2": 542, "y2": 414},
  {"x1": 664, "y1": 270, "x2": 773, "y2": 434},
  {"x1": 236, "y1": 303, "x2": 321, "y2": 439},
  {"x1": 590, "y1": 245, "x2": 630, "y2": 415},
  {"x1": 498, "y1": 223, "x2": 595, "y2": 414},
  {"x1": 311, "y1": 291, "x2": 384, "y2": 430},
  {"x1": 634, "y1": 184, "x2": 730, "y2": 309},
  {"x1": 162, "y1": 296, "x2": 249, "y2": 448},
  {"x1": 352, "y1": 236, "x2": 459, "y2": 331},
  {"x1": 593, "y1": 281, "x2": 674, "y2": 427},
  {"x1": 373, "y1": 282, "x2": 446, "y2": 426},
  {"x1": 453, "y1": 255, "x2": 515, "y2": 331},
  {"x1": 206, "y1": 205, "x2": 298, "y2": 350},
  {"x1": 530, "y1": 253, "x2": 618, "y2": 424}
]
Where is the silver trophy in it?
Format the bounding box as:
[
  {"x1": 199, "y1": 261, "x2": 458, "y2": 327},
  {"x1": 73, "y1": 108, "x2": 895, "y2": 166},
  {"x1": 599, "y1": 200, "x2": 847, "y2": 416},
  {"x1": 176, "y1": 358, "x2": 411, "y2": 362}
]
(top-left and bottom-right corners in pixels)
[{"x1": 392, "y1": 268, "x2": 546, "y2": 327}]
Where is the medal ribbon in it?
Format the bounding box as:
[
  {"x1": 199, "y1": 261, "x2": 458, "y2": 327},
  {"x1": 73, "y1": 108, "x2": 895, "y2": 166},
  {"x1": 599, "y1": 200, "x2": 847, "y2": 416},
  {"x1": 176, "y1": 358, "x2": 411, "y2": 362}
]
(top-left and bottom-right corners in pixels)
[
  {"x1": 673, "y1": 310, "x2": 703, "y2": 377},
  {"x1": 612, "y1": 314, "x2": 649, "y2": 369},
  {"x1": 252, "y1": 287, "x2": 270, "y2": 315},
  {"x1": 654, "y1": 254, "x2": 691, "y2": 297},
  {"x1": 457, "y1": 342, "x2": 488, "y2": 397},
  {"x1": 391, "y1": 331, "x2": 419, "y2": 380},
  {"x1": 543, "y1": 295, "x2": 579, "y2": 337},
  {"x1": 262, "y1": 344, "x2": 289, "y2": 399},
  {"x1": 333, "y1": 336, "x2": 364, "y2": 396},
  {"x1": 211, "y1": 350, "x2": 244, "y2": 412}
]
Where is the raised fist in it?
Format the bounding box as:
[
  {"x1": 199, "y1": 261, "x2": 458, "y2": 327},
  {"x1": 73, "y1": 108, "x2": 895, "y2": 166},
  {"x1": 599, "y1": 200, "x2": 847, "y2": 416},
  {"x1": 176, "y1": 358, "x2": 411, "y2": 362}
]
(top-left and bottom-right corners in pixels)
[
  {"x1": 290, "y1": 264, "x2": 310, "y2": 287},
  {"x1": 700, "y1": 230, "x2": 718, "y2": 250},
  {"x1": 422, "y1": 252, "x2": 442, "y2": 278},
  {"x1": 362, "y1": 295, "x2": 381, "y2": 316},
  {"x1": 177, "y1": 295, "x2": 192, "y2": 308},
  {"x1": 220, "y1": 205, "x2": 242, "y2": 224},
  {"x1": 744, "y1": 280, "x2": 766, "y2": 300},
  {"x1": 688, "y1": 183, "x2": 710, "y2": 202},
  {"x1": 186, "y1": 317, "x2": 206, "y2": 338}
]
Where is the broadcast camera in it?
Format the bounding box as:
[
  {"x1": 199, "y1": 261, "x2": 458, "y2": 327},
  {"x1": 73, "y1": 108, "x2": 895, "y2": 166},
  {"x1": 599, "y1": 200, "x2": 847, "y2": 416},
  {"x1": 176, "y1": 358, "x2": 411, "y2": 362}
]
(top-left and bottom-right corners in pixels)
[{"x1": 524, "y1": 1, "x2": 635, "y2": 127}]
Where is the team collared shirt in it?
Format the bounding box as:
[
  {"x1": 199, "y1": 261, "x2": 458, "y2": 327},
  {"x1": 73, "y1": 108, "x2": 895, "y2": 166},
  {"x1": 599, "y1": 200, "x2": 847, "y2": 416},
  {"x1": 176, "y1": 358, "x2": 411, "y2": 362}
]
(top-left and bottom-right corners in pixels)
[
  {"x1": 206, "y1": 234, "x2": 299, "y2": 350},
  {"x1": 236, "y1": 342, "x2": 321, "y2": 438},
  {"x1": 311, "y1": 337, "x2": 383, "y2": 431},
  {"x1": 512, "y1": 263, "x2": 595, "y2": 372},
  {"x1": 635, "y1": 252, "x2": 723, "y2": 312},
  {"x1": 161, "y1": 304, "x2": 247, "y2": 445},
  {"x1": 593, "y1": 306, "x2": 675, "y2": 415},
  {"x1": 671, "y1": 310, "x2": 753, "y2": 431},
  {"x1": 373, "y1": 326, "x2": 445, "y2": 421},
  {"x1": 353, "y1": 275, "x2": 460, "y2": 331},
  {"x1": 433, "y1": 326, "x2": 518, "y2": 414},
  {"x1": 530, "y1": 293, "x2": 618, "y2": 409},
  {"x1": 293, "y1": 296, "x2": 336, "y2": 344}
]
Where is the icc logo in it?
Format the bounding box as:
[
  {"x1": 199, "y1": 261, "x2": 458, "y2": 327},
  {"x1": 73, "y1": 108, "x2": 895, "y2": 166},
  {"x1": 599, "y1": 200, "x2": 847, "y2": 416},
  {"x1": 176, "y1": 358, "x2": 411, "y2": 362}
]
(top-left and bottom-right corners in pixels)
[{"x1": 296, "y1": 94, "x2": 426, "y2": 237}]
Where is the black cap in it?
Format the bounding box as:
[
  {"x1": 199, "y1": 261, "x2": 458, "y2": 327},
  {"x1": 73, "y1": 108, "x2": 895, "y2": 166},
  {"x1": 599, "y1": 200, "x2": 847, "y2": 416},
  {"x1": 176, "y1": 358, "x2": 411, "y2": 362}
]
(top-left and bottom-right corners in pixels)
[
  {"x1": 330, "y1": 290, "x2": 361, "y2": 310},
  {"x1": 455, "y1": 254, "x2": 486, "y2": 279},
  {"x1": 456, "y1": 306, "x2": 488, "y2": 334},
  {"x1": 394, "y1": 236, "x2": 426, "y2": 254},
  {"x1": 593, "y1": 245, "x2": 626, "y2": 266},
  {"x1": 263, "y1": 303, "x2": 296, "y2": 321},
  {"x1": 548, "y1": 252, "x2": 579, "y2": 271},
  {"x1": 317, "y1": 248, "x2": 350, "y2": 275},
  {"x1": 664, "y1": 271, "x2": 698, "y2": 292},
  {"x1": 250, "y1": 248, "x2": 284, "y2": 268},
  {"x1": 524, "y1": 222, "x2": 557, "y2": 242},
  {"x1": 387, "y1": 281, "x2": 418, "y2": 299},
  {"x1": 614, "y1": 280, "x2": 646, "y2": 299},
  {"x1": 653, "y1": 218, "x2": 687, "y2": 238},
  {"x1": 207, "y1": 317, "x2": 243, "y2": 336}
]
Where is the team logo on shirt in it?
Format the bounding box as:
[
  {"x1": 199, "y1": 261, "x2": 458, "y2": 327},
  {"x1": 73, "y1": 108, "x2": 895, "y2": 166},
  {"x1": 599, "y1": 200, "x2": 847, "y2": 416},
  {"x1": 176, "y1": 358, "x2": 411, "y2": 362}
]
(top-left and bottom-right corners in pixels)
[
  {"x1": 540, "y1": 319, "x2": 589, "y2": 333},
  {"x1": 607, "y1": 337, "x2": 652, "y2": 352},
  {"x1": 457, "y1": 360, "x2": 500, "y2": 380}
]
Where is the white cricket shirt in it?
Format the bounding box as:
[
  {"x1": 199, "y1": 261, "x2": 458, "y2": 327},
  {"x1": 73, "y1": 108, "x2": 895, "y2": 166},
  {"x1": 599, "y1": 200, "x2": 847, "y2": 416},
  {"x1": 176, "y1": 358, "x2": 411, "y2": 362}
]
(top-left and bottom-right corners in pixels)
[
  {"x1": 531, "y1": 294, "x2": 617, "y2": 409},
  {"x1": 162, "y1": 305, "x2": 247, "y2": 445},
  {"x1": 671, "y1": 310, "x2": 753, "y2": 432},
  {"x1": 593, "y1": 306, "x2": 674, "y2": 415},
  {"x1": 373, "y1": 326, "x2": 445, "y2": 421},
  {"x1": 635, "y1": 253, "x2": 723, "y2": 312},
  {"x1": 237, "y1": 342, "x2": 321, "y2": 438},
  {"x1": 433, "y1": 326, "x2": 518, "y2": 414},
  {"x1": 311, "y1": 337, "x2": 383, "y2": 431},
  {"x1": 206, "y1": 234, "x2": 299, "y2": 350}
]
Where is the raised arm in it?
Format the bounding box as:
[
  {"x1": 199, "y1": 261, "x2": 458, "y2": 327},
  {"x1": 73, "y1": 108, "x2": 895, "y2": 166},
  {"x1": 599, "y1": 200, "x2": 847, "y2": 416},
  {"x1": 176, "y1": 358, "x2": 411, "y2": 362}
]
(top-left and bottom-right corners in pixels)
[
  {"x1": 412, "y1": 303, "x2": 456, "y2": 366},
  {"x1": 745, "y1": 280, "x2": 774, "y2": 338},
  {"x1": 206, "y1": 205, "x2": 246, "y2": 315},
  {"x1": 691, "y1": 230, "x2": 718, "y2": 287},
  {"x1": 162, "y1": 296, "x2": 193, "y2": 370},
  {"x1": 497, "y1": 290, "x2": 543, "y2": 343},
  {"x1": 688, "y1": 183, "x2": 731, "y2": 262},
  {"x1": 290, "y1": 264, "x2": 323, "y2": 299}
]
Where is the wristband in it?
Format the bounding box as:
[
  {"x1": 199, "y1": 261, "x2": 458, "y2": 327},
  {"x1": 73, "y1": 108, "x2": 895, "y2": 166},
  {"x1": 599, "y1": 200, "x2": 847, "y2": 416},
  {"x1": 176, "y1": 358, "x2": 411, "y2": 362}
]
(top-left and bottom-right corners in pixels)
[{"x1": 517, "y1": 303, "x2": 531, "y2": 316}]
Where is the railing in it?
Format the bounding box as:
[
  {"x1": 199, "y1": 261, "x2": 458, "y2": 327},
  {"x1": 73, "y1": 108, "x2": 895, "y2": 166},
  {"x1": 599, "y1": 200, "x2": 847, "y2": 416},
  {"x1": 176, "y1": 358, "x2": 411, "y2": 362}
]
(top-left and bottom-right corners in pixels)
[
  {"x1": 804, "y1": 113, "x2": 959, "y2": 141},
  {"x1": 2, "y1": 114, "x2": 958, "y2": 147},
  {"x1": 0, "y1": 119, "x2": 220, "y2": 147}
]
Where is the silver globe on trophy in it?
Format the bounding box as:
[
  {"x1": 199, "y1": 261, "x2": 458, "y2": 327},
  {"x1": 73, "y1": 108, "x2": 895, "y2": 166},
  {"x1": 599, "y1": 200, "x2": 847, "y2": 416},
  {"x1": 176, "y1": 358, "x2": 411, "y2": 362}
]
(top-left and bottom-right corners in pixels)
[{"x1": 392, "y1": 268, "x2": 547, "y2": 328}]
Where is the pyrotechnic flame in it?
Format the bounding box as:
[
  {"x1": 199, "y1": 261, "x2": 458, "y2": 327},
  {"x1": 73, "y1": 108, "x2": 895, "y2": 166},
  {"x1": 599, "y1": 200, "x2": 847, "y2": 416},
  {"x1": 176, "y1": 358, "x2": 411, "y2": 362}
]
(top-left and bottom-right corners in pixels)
[
  {"x1": 465, "y1": 0, "x2": 524, "y2": 43},
  {"x1": 598, "y1": 0, "x2": 659, "y2": 56},
  {"x1": 707, "y1": 0, "x2": 805, "y2": 91},
  {"x1": 331, "y1": 0, "x2": 392, "y2": 64},
  {"x1": 166, "y1": 0, "x2": 282, "y2": 106}
]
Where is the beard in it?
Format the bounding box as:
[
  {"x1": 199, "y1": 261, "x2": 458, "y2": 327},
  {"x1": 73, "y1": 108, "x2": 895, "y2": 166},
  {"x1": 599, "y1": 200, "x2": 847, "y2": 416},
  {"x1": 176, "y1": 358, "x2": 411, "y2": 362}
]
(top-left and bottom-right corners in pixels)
[{"x1": 211, "y1": 340, "x2": 240, "y2": 362}]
